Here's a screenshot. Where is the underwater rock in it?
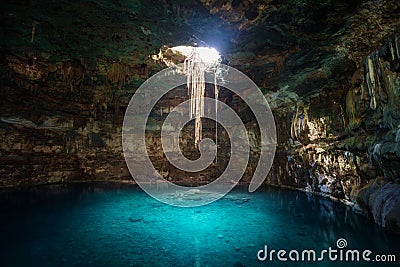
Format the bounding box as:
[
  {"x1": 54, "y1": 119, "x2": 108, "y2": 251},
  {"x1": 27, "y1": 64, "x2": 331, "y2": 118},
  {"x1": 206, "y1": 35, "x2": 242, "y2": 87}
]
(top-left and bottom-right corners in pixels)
[{"x1": 129, "y1": 214, "x2": 144, "y2": 223}]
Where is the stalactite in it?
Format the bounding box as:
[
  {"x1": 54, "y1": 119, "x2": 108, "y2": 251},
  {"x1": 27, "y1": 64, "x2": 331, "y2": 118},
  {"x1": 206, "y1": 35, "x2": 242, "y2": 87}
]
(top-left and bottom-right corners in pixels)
[
  {"x1": 394, "y1": 34, "x2": 400, "y2": 60},
  {"x1": 367, "y1": 56, "x2": 378, "y2": 110},
  {"x1": 60, "y1": 60, "x2": 85, "y2": 91},
  {"x1": 345, "y1": 87, "x2": 361, "y2": 130},
  {"x1": 89, "y1": 117, "x2": 94, "y2": 146},
  {"x1": 106, "y1": 62, "x2": 130, "y2": 87},
  {"x1": 31, "y1": 21, "x2": 38, "y2": 43},
  {"x1": 290, "y1": 104, "x2": 308, "y2": 142}
]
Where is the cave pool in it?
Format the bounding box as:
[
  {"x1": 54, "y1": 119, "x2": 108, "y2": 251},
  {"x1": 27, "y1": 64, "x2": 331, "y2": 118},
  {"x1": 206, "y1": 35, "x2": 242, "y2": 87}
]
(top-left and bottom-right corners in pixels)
[{"x1": 0, "y1": 184, "x2": 399, "y2": 267}]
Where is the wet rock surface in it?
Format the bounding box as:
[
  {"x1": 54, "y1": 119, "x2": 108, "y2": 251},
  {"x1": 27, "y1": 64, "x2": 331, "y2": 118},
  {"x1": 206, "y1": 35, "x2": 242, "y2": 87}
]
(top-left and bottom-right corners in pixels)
[
  {"x1": 358, "y1": 179, "x2": 400, "y2": 234},
  {"x1": 0, "y1": 0, "x2": 400, "y2": 231}
]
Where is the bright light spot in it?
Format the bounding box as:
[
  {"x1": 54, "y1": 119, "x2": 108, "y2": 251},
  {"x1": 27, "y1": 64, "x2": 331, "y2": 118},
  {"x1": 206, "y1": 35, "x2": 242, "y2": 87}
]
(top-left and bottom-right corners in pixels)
[{"x1": 170, "y1": 46, "x2": 221, "y2": 64}]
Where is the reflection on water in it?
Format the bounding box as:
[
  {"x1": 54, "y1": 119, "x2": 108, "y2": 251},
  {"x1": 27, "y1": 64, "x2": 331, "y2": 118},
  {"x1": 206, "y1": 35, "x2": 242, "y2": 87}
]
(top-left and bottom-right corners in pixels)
[{"x1": 0, "y1": 184, "x2": 398, "y2": 267}]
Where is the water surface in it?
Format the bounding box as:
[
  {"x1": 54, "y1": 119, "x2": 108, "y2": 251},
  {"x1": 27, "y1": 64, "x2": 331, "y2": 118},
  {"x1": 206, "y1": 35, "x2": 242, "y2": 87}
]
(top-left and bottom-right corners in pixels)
[{"x1": 0, "y1": 184, "x2": 398, "y2": 266}]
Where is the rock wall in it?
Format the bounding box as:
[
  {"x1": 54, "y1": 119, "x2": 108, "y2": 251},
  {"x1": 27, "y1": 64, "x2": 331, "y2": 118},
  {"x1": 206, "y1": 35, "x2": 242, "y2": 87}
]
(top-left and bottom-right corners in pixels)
[
  {"x1": 263, "y1": 33, "x2": 400, "y2": 232},
  {"x1": 357, "y1": 179, "x2": 400, "y2": 234},
  {"x1": 0, "y1": 54, "x2": 148, "y2": 186},
  {"x1": 0, "y1": 53, "x2": 262, "y2": 187},
  {"x1": 350, "y1": 34, "x2": 400, "y2": 232}
]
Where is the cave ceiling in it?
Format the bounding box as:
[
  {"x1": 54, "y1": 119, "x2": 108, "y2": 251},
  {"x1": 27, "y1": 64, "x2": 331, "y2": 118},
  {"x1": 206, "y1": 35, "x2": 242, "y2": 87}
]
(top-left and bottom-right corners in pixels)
[{"x1": 1, "y1": 0, "x2": 399, "y2": 98}]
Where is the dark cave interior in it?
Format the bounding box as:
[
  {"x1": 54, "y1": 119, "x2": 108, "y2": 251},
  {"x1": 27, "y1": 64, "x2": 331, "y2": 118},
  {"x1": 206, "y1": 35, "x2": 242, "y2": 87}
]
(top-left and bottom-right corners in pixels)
[{"x1": 0, "y1": 0, "x2": 400, "y2": 266}]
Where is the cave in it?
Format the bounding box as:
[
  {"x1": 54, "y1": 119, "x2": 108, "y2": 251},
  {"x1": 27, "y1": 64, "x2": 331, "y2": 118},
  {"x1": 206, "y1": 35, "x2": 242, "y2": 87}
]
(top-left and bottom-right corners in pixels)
[{"x1": 1, "y1": 0, "x2": 400, "y2": 266}]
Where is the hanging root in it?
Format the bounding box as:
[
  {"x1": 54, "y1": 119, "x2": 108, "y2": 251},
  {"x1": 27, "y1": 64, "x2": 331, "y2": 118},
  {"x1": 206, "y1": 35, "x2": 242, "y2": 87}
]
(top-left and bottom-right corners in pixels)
[
  {"x1": 183, "y1": 48, "x2": 220, "y2": 148},
  {"x1": 214, "y1": 73, "x2": 218, "y2": 163}
]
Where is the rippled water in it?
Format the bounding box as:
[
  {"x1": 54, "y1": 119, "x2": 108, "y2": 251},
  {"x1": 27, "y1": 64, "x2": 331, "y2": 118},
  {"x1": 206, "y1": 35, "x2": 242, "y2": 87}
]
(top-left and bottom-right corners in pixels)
[{"x1": 0, "y1": 184, "x2": 398, "y2": 267}]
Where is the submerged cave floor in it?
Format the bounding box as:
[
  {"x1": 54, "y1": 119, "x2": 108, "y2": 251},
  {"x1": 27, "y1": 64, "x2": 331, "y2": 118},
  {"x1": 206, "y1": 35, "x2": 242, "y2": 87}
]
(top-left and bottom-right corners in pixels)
[{"x1": 0, "y1": 184, "x2": 399, "y2": 267}]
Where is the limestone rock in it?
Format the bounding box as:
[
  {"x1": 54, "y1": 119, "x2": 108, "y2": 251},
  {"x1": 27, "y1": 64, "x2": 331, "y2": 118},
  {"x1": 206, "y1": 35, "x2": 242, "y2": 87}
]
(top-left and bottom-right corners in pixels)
[{"x1": 358, "y1": 180, "x2": 400, "y2": 233}]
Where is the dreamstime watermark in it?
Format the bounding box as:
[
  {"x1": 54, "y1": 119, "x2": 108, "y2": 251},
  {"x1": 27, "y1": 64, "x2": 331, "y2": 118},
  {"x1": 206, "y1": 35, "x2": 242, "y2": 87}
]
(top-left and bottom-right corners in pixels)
[
  {"x1": 257, "y1": 238, "x2": 396, "y2": 263},
  {"x1": 122, "y1": 64, "x2": 276, "y2": 207}
]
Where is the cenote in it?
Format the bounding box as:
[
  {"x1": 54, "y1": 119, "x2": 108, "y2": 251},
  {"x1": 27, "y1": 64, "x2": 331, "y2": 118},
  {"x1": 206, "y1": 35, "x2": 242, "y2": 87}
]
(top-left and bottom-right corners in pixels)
[
  {"x1": 2, "y1": 0, "x2": 400, "y2": 266},
  {"x1": 0, "y1": 184, "x2": 399, "y2": 267}
]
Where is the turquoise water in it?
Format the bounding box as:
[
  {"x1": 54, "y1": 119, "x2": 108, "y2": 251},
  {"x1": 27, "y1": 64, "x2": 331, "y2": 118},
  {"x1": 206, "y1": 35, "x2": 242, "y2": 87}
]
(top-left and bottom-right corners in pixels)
[{"x1": 0, "y1": 184, "x2": 398, "y2": 267}]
